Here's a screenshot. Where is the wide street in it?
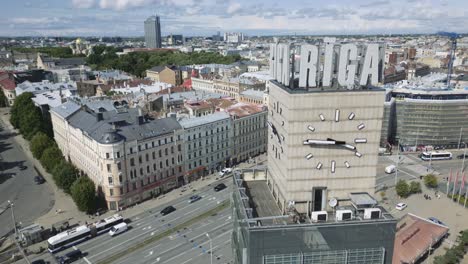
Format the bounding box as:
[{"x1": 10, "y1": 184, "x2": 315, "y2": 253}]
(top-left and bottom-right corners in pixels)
[
  {"x1": 0, "y1": 114, "x2": 54, "y2": 238},
  {"x1": 29, "y1": 177, "x2": 234, "y2": 264}
]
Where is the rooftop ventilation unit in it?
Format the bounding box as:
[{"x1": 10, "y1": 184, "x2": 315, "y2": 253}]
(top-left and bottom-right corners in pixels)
[
  {"x1": 311, "y1": 211, "x2": 328, "y2": 222},
  {"x1": 336, "y1": 210, "x2": 353, "y2": 221},
  {"x1": 364, "y1": 208, "x2": 381, "y2": 220}
]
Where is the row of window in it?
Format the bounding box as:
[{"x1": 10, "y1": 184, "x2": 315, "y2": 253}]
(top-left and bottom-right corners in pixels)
[{"x1": 129, "y1": 145, "x2": 181, "y2": 166}]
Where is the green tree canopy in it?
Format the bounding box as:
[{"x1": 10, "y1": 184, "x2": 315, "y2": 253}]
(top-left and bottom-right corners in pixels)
[
  {"x1": 0, "y1": 89, "x2": 8, "y2": 107},
  {"x1": 70, "y1": 176, "x2": 97, "y2": 214},
  {"x1": 424, "y1": 174, "x2": 438, "y2": 188},
  {"x1": 52, "y1": 161, "x2": 78, "y2": 194},
  {"x1": 12, "y1": 47, "x2": 83, "y2": 58},
  {"x1": 396, "y1": 179, "x2": 410, "y2": 198},
  {"x1": 18, "y1": 105, "x2": 45, "y2": 140},
  {"x1": 409, "y1": 181, "x2": 422, "y2": 194},
  {"x1": 10, "y1": 92, "x2": 34, "y2": 128},
  {"x1": 30, "y1": 132, "x2": 53, "y2": 159},
  {"x1": 40, "y1": 145, "x2": 63, "y2": 172}
]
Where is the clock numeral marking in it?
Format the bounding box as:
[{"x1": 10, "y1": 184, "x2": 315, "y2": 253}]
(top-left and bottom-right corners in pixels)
[
  {"x1": 357, "y1": 123, "x2": 365, "y2": 130},
  {"x1": 319, "y1": 114, "x2": 325, "y2": 121},
  {"x1": 343, "y1": 144, "x2": 356, "y2": 150},
  {"x1": 270, "y1": 135, "x2": 273, "y2": 139},
  {"x1": 281, "y1": 121, "x2": 285, "y2": 126},
  {"x1": 316, "y1": 162, "x2": 323, "y2": 170},
  {"x1": 307, "y1": 125, "x2": 315, "y2": 132},
  {"x1": 344, "y1": 161, "x2": 351, "y2": 168},
  {"x1": 335, "y1": 109, "x2": 340, "y2": 122},
  {"x1": 331, "y1": 160, "x2": 336, "y2": 173},
  {"x1": 348, "y1": 112, "x2": 355, "y2": 120},
  {"x1": 355, "y1": 152, "x2": 363, "y2": 158},
  {"x1": 281, "y1": 135, "x2": 285, "y2": 141},
  {"x1": 281, "y1": 147, "x2": 284, "y2": 153},
  {"x1": 354, "y1": 138, "x2": 367, "y2": 143},
  {"x1": 305, "y1": 153, "x2": 313, "y2": 160}
]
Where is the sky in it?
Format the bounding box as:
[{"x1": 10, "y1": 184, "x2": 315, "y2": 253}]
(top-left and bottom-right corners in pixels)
[{"x1": 0, "y1": 0, "x2": 467, "y2": 37}]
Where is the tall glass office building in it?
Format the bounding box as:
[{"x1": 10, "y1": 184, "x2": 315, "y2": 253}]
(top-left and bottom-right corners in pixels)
[
  {"x1": 144, "y1": 15, "x2": 162, "y2": 48},
  {"x1": 232, "y1": 170, "x2": 397, "y2": 264}
]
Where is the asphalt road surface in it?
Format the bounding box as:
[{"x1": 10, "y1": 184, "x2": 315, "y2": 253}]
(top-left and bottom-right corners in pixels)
[
  {"x1": 0, "y1": 116, "x2": 54, "y2": 238},
  {"x1": 29, "y1": 177, "x2": 234, "y2": 264}
]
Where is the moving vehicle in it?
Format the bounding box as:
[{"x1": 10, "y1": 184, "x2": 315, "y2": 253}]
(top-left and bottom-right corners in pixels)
[
  {"x1": 57, "y1": 249, "x2": 83, "y2": 264},
  {"x1": 219, "y1": 168, "x2": 233, "y2": 177},
  {"x1": 420, "y1": 151, "x2": 452, "y2": 161},
  {"x1": 48, "y1": 214, "x2": 124, "y2": 252},
  {"x1": 457, "y1": 154, "x2": 468, "y2": 159},
  {"x1": 109, "y1": 222, "x2": 128, "y2": 237},
  {"x1": 395, "y1": 203, "x2": 407, "y2": 211},
  {"x1": 214, "y1": 183, "x2": 227, "y2": 192},
  {"x1": 31, "y1": 260, "x2": 47, "y2": 264},
  {"x1": 189, "y1": 195, "x2": 202, "y2": 203},
  {"x1": 19, "y1": 165, "x2": 27, "y2": 170},
  {"x1": 385, "y1": 165, "x2": 396, "y2": 174},
  {"x1": 34, "y1": 175, "x2": 45, "y2": 184},
  {"x1": 428, "y1": 217, "x2": 446, "y2": 226},
  {"x1": 160, "y1": 206, "x2": 176, "y2": 216}
]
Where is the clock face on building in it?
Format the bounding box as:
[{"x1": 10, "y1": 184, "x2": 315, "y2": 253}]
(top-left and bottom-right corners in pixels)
[{"x1": 304, "y1": 109, "x2": 367, "y2": 173}]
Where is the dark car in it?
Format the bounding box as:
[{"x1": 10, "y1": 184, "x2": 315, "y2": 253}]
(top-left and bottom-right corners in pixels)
[
  {"x1": 457, "y1": 154, "x2": 468, "y2": 159},
  {"x1": 19, "y1": 165, "x2": 27, "y2": 170},
  {"x1": 31, "y1": 260, "x2": 47, "y2": 264},
  {"x1": 160, "y1": 206, "x2": 176, "y2": 216},
  {"x1": 34, "y1": 175, "x2": 45, "y2": 184},
  {"x1": 428, "y1": 217, "x2": 446, "y2": 226},
  {"x1": 214, "y1": 183, "x2": 227, "y2": 192},
  {"x1": 57, "y1": 249, "x2": 83, "y2": 264},
  {"x1": 189, "y1": 195, "x2": 202, "y2": 203}
]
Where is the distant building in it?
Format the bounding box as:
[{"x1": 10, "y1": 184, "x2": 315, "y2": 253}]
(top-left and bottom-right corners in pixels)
[
  {"x1": 50, "y1": 103, "x2": 185, "y2": 210},
  {"x1": 36, "y1": 54, "x2": 86, "y2": 70},
  {"x1": 0, "y1": 71, "x2": 17, "y2": 106},
  {"x1": 144, "y1": 15, "x2": 162, "y2": 49},
  {"x1": 239, "y1": 89, "x2": 264, "y2": 105},
  {"x1": 146, "y1": 66, "x2": 183, "y2": 86},
  {"x1": 224, "y1": 32, "x2": 244, "y2": 43},
  {"x1": 167, "y1": 34, "x2": 183, "y2": 45}
]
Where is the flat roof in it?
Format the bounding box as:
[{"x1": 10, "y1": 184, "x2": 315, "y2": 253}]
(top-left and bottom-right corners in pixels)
[
  {"x1": 349, "y1": 192, "x2": 378, "y2": 207},
  {"x1": 393, "y1": 213, "x2": 449, "y2": 264},
  {"x1": 244, "y1": 180, "x2": 281, "y2": 218}
]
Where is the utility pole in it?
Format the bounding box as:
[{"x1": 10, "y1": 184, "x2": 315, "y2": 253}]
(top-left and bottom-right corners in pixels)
[
  {"x1": 7, "y1": 201, "x2": 30, "y2": 264},
  {"x1": 395, "y1": 142, "x2": 400, "y2": 186},
  {"x1": 458, "y1": 127, "x2": 463, "y2": 150},
  {"x1": 462, "y1": 142, "x2": 466, "y2": 172},
  {"x1": 415, "y1": 128, "x2": 419, "y2": 151}
]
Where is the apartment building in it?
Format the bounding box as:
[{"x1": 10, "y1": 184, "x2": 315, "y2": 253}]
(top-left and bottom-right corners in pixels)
[{"x1": 50, "y1": 102, "x2": 185, "y2": 210}]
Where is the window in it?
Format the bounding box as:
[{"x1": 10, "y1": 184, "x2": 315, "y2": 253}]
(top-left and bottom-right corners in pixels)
[
  {"x1": 107, "y1": 164, "x2": 111, "y2": 172},
  {"x1": 138, "y1": 145, "x2": 142, "y2": 151},
  {"x1": 130, "y1": 147, "x2": 133, "y2": 154},
  {"x1": 106, "y1": 153, "x2": 110, "y2": 159},
  {"x1": 109, "y1": 189, "x2": 114, "y2": 196},
  {"x1": 188, "y1": 135, "x2": 191, "y2": 141},
  {"x1": 160, "y1": 161, "x2": 163, "y2": 169},
  {"x1": 153, "y1": 164, "x2": 157, "y2": 170},
  {"x1": 139, "y1": 156, "x2": 142, "y2": 163},
  {"x1": 152, "y1": 141, "x2": 155, "y2": 147},
  {"x1": 140, "y1": 168, "x2": 143, "y2": 175},
  {"x1": 152, "y1": 152, "x2": 156, "y2": 159},
  {"x1": 130, "y1": 158, "x2": 135, "y2": 166},
  {"x1": 179, "y1": 167, "x2": 182, "y2": 173},
  {"x1": 117, "y1": 162, "x2": 121, "y2": 171},
  {"x1": 165, "y1": 138, "x2": 167, "y2": 144},
  {"x1": 116, "y1": 151, "x2": 120, "y2": 158},
  {"x1": 165, "y1": 148, "x2": 168, "y2": 155},
  {"x1": 147, "y1": 166, "x2": 150, "y2": 173},
  {"x1": 171, "y1": 146, "x2": 174, "y2": 154},
  {"x1": 172, "y1": 157, "x2": 174, "y2": 165},
  {"x1": 146, "y1": 153, "x2": 149, "y2": 162},
  {"x1": 130, "y1": 170, "x2": 133, "y2": 178},
  {"x1": 159, "y1": 150, "x2": 162, "y2": 157},
  {"x1": 133, "y1": 182, "x2": 137, "y2": 190},
  {"x1": 166, "y1": 159, "x2": 169, "y2": 166},
  {"x1": 108, "y1": 177, "x2": 113, "y2": 184},
  {"x1": 178, "y1": 145, "x2": 181, "y2": 151},
  {"x1": 119, "y1": 174, "x2": 122, "y2": 182},
  {"x1": 120, "y1": 187, "x2": 123, "y2": 195}
]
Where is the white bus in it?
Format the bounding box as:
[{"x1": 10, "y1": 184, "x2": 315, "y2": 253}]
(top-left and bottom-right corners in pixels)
[
  {"x1": 47, "y1": 225, "x2": 91, "y2": 253},
  {"x1": 420, "y1": 151, "x2": 452, "y2": 161},
  {"x1": 48, "y1": 214, "x2": 124, "y2": 252}
]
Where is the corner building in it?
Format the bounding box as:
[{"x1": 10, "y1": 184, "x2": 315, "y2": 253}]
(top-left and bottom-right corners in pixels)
[{"x1": 268, "y1": 81, "x2": 385, "y2": 213}]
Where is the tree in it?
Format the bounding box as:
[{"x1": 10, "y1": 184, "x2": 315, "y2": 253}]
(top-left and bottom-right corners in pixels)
[
  {"x1": 18, "y1": 105, "x2": 45, "y2": 140},
  {"x1": 70, "y1": 176, "x2": 97, "y2": 214},
  {"x1": 380, "y1": 191, "x2": 386, "y2": 201},
  {"x1": 396, "y1": 179, "x2": 410, "y2": 198},
  {"x1": 40, "y1": 146, "x2": 63, "y2": 172},
  {"x1": 0, "y1": 89, "x2": 8, "y2": 107},
  {"x1": 52, "y1": 161, "x2": 78, "y2": 194},
  {"x1": 424, "y1": 174, "x2": 438, "y2": 188},
  {"x1": 409, "y1": 181, "x2": 422, "y2": 194},
  {"x1": 30, "y1": 132, "x2": 53, "y2": 159},
  {"x1": 10, "y1": 92, "x2": 34, "y2": 128}
]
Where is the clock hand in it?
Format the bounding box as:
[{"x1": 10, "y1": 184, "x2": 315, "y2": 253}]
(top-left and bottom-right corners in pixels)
[
  {"x1": 327, "y1": 138, "x2": 356, "y2": 150},
  {"x1": 304, "y1": 139, "x2": 337, "y2": 145}
]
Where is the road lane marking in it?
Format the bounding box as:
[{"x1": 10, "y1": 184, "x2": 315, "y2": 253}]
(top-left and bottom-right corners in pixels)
[{"x1": 83, "y1": 257, "x2": 92, "y2": 264}]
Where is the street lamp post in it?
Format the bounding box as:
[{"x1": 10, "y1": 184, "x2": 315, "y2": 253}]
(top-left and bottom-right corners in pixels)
[
  {"x1": 7, "y1": 200, "x2": 17, "y2": 237},
  {"x1": 395, "y1": 142, "x2": 400, "y2": 186},
  {"x1": 7, "y1": 200, "x2": 30, "y2": 264},
  {"x1": 206, "y1": 233, "x2": 213, "y2": 264},
  {"x1": 461, "y1": 142, "x2": 467, "y2": 173}
]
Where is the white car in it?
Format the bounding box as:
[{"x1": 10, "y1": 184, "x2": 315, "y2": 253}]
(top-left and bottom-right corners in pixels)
[
  {"x1": 218, "y1": 168, "x2": 233, "y2": 177},
  {"x1": 395, "y1": 203, "x2": 407, "y2": 211}
]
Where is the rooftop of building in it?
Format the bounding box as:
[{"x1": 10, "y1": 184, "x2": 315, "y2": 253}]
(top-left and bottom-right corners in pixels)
[
  {"x1": 32, "y1": 90, "x2": 75, "y2": 108},
  {"x1": 393, "y1": 213, "x2": 449, "y2": 264},
  {"x1": 270, "y1": 80, "x2": 385, "y2": 95},
  {"x1": 240, "y1": 89, "x2": 264, "y2": 100},
  {"x1": 226, "y1": 102, "x2": 265, "y2": 118},
  {"x1": 178, "y1": 111, "x2": 230, "y2": 128},
  {"x1": 234, "y1": 169, "x2": 395, "y2": 229},
  {"x1": 16, "y1": 80, "x2": 77, "y2": 95}
]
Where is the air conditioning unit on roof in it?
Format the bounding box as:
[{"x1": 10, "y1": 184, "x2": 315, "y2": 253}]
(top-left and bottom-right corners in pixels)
[
  {"x1": 336, "y1": 210, "x2": 353, "y2": 221},
  {"x1": 364, "y1": 208, "x2": 381, "y2": 220},
  {"x1": 311, "y1": 211, "x2": 328, "y2": 222}
]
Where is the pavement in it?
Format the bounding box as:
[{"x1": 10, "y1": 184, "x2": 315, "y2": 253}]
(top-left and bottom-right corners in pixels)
[{"x1": 0, "y1": 110, "x2": 55, "y2": 238}]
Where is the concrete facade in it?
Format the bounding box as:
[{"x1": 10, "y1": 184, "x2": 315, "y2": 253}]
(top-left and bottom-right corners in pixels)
[
  {"x1": 146, "y1": 67, "x2": 182, "y2": 86},
  {"x1": 267, "y1": 81, "x2": 385, "y2": 213},
  {"x1": 191, "y1": 77, "x2": 214, "y2": 93}
]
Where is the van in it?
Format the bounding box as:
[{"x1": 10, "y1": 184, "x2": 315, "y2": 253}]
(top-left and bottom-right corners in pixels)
[
  {"x1": 109, "y1": 222, "x2": 128, "y2": 237},
  {"x1": 385, "y1": 165, "x2": 396, "y2": 174}
]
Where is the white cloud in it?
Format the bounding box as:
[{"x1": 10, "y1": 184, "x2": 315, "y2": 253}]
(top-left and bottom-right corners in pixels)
[
  {"x1": 72, "y1": 0, "x2": 96, "y2": 9},
  {"x1": 227, "y1": 2, "x2": 241, "y2": 14}
]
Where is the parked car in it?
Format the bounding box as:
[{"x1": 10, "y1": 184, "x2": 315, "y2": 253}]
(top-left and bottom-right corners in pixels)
[
  {"x1": 214, "y1": 183, "x2": 227, "y2": 192},
  {"x1": 160, "y1": 205, "x2": 176, "y2": 216},
  {"x1": 57, "y1": 249, "x2": 83, "y2": 264},
  {"x1": 31, "y1": 260, "x2": 47, "y2": 264},
  {"x1": 457, "y1": 154, "x2": 468, "y2": 159},
  {"x1": 395, "y1": 203, "x2": 407, "y2": 211},
  {"x1": 34, "y1": 175, "x2": 45, "y2": 184},
  {"x1": 385, "y1": 165, "x2": 396, "y2": 174},
  {"x1": 428, "y1": 217, "x2": 446, "y2": 226},
  {"x1": 19, "y1": 165, "x2": 27, "y2": 170},
  {"x1": 218, "y1": 168, "x2": 233, "y2": 177},
  {"x1": 189, "y1": 195, "x2": 202, "y2": 203}
]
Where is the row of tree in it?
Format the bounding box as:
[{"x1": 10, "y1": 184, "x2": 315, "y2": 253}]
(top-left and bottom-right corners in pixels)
[
  {"x1": 86, "y1": 46, "x2": 242, "y2": 77},
  {"x1": 395, "y1": 174, "x2": 438, "y2": 198},
  {"x1": 12, "y1": 47, "x2": 84, "y2": 58},
  {"x1": 11, "y1": 93, "x2": 99, "y2": 214},
  {"x1": 434, "y1": 229, "x2": 468, "y2": 264}
]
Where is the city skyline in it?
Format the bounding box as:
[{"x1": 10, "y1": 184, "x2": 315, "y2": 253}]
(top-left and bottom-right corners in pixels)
[{"x1": 0, "y1": 0, "x2": 467, "y2": 37}]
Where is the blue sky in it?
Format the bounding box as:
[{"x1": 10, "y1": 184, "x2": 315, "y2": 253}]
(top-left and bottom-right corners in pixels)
[{"x1": 0, "y1": 0, "x2": 467, "y2": 36}]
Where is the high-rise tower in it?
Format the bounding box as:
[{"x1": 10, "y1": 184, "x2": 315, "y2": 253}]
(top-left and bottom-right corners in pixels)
[{"x1": 144, "y1": 15, "x2": 162, "y2": 48}]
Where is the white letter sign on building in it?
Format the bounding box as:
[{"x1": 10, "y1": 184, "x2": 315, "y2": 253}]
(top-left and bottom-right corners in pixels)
[{"x1": 270, "y1": 42, "x2": 384, "y2": 89}]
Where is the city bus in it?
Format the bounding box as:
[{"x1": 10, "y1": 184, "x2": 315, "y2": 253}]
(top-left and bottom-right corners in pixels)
[
  {"x1": 48, "y1": 214, "x2": 124, "y2": 253},
  {"x1": 420, "y1": 151, "x2": 452, "y2": 161}
]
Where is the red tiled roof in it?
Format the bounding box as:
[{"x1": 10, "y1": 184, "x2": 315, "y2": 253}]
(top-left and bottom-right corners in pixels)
[
  {"x1": 225, "y1": 102, "x2": 265, "y2": 118},
  {"x1": 182, "y1": 78, "x2": 192, "y2": 88},
  {"x1": 0, "y1": 77, "x2": 16, "y2": 91},
  {"x1": 393, "y1": 213, "x2": 449, "y2": 264}
]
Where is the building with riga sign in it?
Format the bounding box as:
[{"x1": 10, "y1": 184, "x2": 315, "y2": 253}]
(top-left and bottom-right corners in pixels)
[{"x1": 232, "y1": 39, "x2": 396, "y2": 264}]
